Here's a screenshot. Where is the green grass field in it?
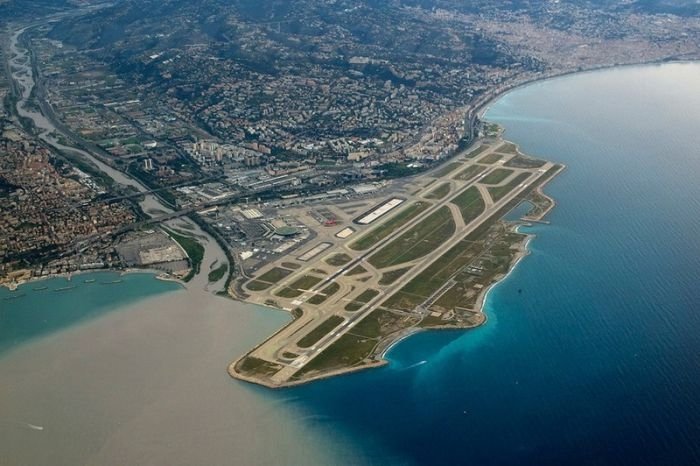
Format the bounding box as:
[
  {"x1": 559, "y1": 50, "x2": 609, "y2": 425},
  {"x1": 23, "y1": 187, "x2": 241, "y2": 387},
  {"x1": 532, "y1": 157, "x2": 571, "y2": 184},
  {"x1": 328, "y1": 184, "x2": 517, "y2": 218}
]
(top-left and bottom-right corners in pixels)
[
  {"x1": 297, "y1": 315, "x2": 345, "y2": 348},
  {"x1": 495, "y1": 142, "x2": 518, "y2": 154},
  {"x1": 454, "y1": 164, "x2": 486, "y2": 181},
  {"x1": 479, "y1": 152, "x2": 503, "y2": 164},
  {"x1": 480, "y1": 168, "x2": 514, "y2": 185},
  {"x1": 281, "y1": 262, "x2": 301, "y2": 270},
  {"x1": 307, "y1": 282, "x2": 341, "y2": 305},
  {"x1": 379, "y1": 267, "x2": 411, "y2": 285},
  {"x1": 325, "y1": 253, "x2": 353, "y2": 266},
  {"x1": 349, "y1": 202, "x2": 430, "y2": 251},
  {"x1": 504, "y1": 155, "x2": 547, "y2": 169},
  {"x1": 257, "y1": 267, "x2": 294, "y2": 284},
  {"x1": 349, "y1": 310, "x2": 383, "y2": 339},
  {"x1": 431, "y1": 162, "x2": 463, "y2": 178},
  {"x1": 275, "y1": 274, "x2": 324, "y2": 298},
  {"x1": 488, "y1": 172, "x2": 531, "y2": 201},
  {"x1": 368, "y1": 206, "x2": 456, "y2": 269},
  {"x1": 237, "y1": 356, "x2": 282, "y2": 377},
  {"x1": 344, "y1": 289, "x2": 380, "y2": 312},
  {"x1": 450, "y1": 186, "x2": 486, "y2": 224},
  {"x1": 347, "y1": 265, "x2": 368, "y2": 276},
  {"x1": 246, "y1": 280, "x2": 273, "y2": 291},
  {"x1": 293, "y1": 333, "x2": 377, "y2": 377},
  {"x1": 425, "y1": 182, "x2": 451, "y2": 200}
]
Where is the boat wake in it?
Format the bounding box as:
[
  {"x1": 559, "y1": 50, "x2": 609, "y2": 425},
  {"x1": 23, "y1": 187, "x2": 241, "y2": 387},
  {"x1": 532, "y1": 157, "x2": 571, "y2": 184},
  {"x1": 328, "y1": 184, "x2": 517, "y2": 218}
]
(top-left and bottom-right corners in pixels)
[{"x1": 402, "y1": 360, "x2": 428, "y2": 370}]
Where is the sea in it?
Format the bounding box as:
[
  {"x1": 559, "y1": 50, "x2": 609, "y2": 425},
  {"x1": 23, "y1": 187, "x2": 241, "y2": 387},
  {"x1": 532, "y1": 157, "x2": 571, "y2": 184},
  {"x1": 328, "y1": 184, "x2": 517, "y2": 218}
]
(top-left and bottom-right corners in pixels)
[{"x1": 2, "y1": 63, "x2": 700, "y2": 465}]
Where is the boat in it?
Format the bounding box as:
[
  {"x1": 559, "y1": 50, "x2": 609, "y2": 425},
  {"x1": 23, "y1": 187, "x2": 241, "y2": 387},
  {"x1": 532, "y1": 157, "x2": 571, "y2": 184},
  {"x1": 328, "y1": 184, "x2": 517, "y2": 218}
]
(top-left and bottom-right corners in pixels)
[
  {"x1": 100, "y1": 279, "x2": 123, "y2": 285},
  {"x1": 32, "y1": 285, "x2": 49, "y2": 291},
  {"x1": 53, "y1": 286, "x2": 76, "y2": 292},
  {"x1": 83, "y1": 279, "x2": 96, "y2": 283}
]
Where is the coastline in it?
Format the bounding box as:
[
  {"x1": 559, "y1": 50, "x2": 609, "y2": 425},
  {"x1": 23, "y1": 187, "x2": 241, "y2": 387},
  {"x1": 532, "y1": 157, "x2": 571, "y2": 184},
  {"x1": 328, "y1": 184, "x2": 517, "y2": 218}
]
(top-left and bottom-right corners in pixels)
[
  {"x1": 229, "y1": 225, "x2": 528, "y2": 389},
  {"x1": 0, "y1": 267, "x2": 186, "y2": 292},
  {"x1": 474, "y1": 59, "x2": 700, "y2": 120},
  {"x1": 7, "y1": 27, "x2": 630, "y2": 388},
  {"x1": 230, "y1": 155, "x2": 565, "y2": 389},
  {"x1": 3, "y1": 54, "x2": 570, "y2": 388},
  {"x1": 3, "y1": 20, "x2": 228, "y2": 296},
  {"x1": 3, "y1": 60, "x2": 699, "y2": 466}
]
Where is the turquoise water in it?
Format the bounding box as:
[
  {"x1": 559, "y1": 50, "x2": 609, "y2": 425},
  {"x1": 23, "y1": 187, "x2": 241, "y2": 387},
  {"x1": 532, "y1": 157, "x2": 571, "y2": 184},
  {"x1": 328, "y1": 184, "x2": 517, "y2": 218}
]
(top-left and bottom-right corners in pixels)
[
  {"x1": 0, "y1": 272, "x2": 181, "y2": 354},
  {"x1": 287, "y1": 63, "x2": 700, "y2": 465},
  {"x1": 2, "y1": 63, "x2": 700, "y2": 465},
  {"x1": 504, "y1": 200, "x2": 534, "y2": 221}
]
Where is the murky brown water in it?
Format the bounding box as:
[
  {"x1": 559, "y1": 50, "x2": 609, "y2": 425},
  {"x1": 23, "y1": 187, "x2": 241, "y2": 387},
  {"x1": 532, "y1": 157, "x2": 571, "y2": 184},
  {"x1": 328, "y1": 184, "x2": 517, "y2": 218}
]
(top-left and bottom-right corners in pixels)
[{"x1": 0, "y1": 287, "x2": 354, "y2": 465}]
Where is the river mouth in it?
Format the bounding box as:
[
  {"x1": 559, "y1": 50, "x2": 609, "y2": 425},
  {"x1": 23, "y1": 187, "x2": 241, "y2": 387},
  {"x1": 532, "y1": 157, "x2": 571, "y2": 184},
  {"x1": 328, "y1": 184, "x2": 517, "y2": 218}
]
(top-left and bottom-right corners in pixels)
[
  {"x1": 5, "y1": 15, "x2": 700, "y2": 466},
  {"x1": 8, "y1": 25, "x2": 168, "y2": 214},
  {"x1": 6, "y1": 22, "x2": 229, "y2": 290}
]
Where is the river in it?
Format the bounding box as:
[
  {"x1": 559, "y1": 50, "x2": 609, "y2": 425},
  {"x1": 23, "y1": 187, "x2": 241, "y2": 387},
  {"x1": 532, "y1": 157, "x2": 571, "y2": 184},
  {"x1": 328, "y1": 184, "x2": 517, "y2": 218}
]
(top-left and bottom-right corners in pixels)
[
  {"x1": 3, "y1": 28, "x2": 700, "y2": 465},
  {"x1": 6, "y1": 24, "x2": 228, "y2": 290}
]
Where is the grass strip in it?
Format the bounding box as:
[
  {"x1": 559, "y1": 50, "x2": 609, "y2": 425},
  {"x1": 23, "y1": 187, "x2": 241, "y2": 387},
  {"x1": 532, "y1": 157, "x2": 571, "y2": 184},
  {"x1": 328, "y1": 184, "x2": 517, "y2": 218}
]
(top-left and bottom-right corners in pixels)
[
  {"x1": 488, "y1": 172, "x2": 531, "y2": 201},
  {"x1": 307, "y1": 282, "x2": 341, "y2": 305},
  {"x1": 431, "y1": 162, "x2": 463, "y2": 178},
  {"x1": 349, "y1": 202, "x2": 430, "y2": 251},
  {"x1": 293, "y1": 334, "x2": 377, "y2": 377},
  {"x1": 275, "y1": 274, "x2": 324, "y2": 298},
  {"x1": 425, "y1": 182, "x2": 451, "y2": 200},
  {"x1": 379, "y1": 267, "x2": 411, "y2": 285},
  {"x1": 326, "y1": 253, "x2": 353, "y2": 266},
  {"x1": 454, "y1": 164, "x2": 486, "y2": 181},
  {"x1": 480, "y1": 168, "x2": 514, "y2": 185},
  {"x1": 463, "y1": 145, "x2": 490, "y2": 159},
  {"x1": 257, "y1": 267, "x2": 294, "y2": 283},
  {"x1": 479, "y1": 153, "x2": 502, "y2": 164},
  {"x1": 450, "y1": 186, "x2": 486, "y2": 224},
  {"x1": 344, "y1": 289, "x2": 380, "y2": 312},
  {"x1": 368, "y1": 206, "x2": 456, "y2": 269},
  {"x1": 297, "y1": 315, "x2": 345, "y2": 348}
]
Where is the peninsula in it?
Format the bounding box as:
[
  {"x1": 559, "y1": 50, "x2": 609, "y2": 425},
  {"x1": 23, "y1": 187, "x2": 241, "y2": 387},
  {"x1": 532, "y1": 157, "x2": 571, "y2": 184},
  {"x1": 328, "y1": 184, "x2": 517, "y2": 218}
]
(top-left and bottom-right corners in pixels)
[
  {"x1": 4, "y1": 0, "x2": 695, "y2": 388},
  {"x1": 229, "y1": 133, "x2": 563, "y2": 387}
]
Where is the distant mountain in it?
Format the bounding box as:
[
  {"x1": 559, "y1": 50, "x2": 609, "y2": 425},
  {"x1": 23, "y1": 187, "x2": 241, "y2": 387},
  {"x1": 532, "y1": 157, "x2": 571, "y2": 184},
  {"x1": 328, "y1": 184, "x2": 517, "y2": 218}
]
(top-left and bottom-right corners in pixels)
[
  {"x1": 0, "y1": 0, "x2": 73, "y2": 21},
  {"x1": 47, "y1": 0, "x2": 520, "y2": 61},
  {"x1": 631, "y1": 0, "x2": 700, "y2": 16}
]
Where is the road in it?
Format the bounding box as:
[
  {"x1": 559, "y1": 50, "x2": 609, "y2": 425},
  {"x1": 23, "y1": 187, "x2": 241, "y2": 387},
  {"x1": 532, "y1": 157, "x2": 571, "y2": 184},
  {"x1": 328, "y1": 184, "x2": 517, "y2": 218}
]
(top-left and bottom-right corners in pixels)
[{"x1": 3, "y1": 19, "x2": 231, "y2": 290}]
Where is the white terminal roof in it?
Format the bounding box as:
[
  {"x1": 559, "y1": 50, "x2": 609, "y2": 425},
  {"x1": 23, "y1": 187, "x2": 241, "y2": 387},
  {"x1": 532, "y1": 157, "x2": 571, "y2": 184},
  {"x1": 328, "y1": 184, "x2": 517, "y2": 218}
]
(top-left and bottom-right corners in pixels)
[{"x1": 357, "y1": 198, "x2": 404, "y2": 225}]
